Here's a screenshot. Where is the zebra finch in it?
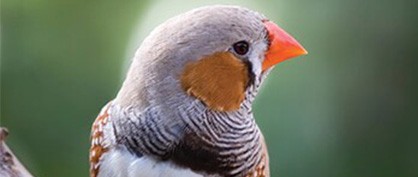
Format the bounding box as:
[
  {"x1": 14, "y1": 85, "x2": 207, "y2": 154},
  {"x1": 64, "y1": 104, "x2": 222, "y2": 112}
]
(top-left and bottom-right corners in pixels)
[{"x1": 90, "y1": 5, "x2": 307, "y2": 177}]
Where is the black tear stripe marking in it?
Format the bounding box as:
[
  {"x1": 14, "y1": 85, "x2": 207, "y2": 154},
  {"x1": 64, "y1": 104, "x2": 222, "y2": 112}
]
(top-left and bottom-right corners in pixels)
[{"x1": 243, "y1": 59, "x2": 255, "y2": 88}]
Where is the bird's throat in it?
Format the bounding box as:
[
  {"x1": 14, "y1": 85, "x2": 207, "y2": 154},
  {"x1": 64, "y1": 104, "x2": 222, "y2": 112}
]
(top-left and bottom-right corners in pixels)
[{"x1": 180, "y1": 52, "x2": 249, "y2": 112}]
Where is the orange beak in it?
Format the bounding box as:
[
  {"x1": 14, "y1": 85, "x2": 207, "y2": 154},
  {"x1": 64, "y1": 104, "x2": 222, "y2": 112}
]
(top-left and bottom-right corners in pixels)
[{"x1": 262, "y1": 21, "x2": 308, "y2": 71}]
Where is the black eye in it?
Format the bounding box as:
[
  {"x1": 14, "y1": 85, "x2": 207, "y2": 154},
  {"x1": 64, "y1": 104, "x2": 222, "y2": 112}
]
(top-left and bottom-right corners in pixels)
[{"x1": 232, "y1": 41, "x2": 249, "y2": 55}]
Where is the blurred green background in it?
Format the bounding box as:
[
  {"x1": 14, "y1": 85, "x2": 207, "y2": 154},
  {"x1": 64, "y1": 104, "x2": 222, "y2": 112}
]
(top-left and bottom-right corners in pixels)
[{"x1": 1, "y1": 0, "x2": 418, "y2": 176}]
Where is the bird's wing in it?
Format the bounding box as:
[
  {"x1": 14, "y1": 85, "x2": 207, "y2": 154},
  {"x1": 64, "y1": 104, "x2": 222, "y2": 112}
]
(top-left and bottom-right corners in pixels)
[
  {"x1": 245, "y1": 133, "x2": 270, "y2": 177},
  {"x1": 89, "y1": 102, "x2": 113, "y2": 177}
]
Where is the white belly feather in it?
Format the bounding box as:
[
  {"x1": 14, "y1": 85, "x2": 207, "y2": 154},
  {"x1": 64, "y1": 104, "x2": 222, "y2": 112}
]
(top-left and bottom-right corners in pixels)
[{"x1": 98, "y1": 148, "x2": 203, "y2": 177}]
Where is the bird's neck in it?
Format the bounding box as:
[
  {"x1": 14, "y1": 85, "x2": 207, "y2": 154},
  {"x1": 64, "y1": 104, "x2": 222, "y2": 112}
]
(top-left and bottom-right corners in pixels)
[
  {"x1": 111, "y1": 97, "x2": 263, "y2": 176},
  {"x1": 172, "y1": 101, "x2": 263, "y2": 176},
  {"x1": 111, "y1": 71, "x2": 268, "y2": 176}
]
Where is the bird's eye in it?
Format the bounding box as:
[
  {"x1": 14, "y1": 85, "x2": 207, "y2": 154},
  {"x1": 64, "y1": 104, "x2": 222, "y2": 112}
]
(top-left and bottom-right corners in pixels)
[{"x1": 232, "y1": 41, "x2": 249, "y2": 55}]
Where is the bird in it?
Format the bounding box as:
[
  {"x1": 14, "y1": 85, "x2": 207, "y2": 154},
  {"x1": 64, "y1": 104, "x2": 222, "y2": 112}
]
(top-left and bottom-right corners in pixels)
[{"x1": 89, "y1": 5, "x2": 307, "y2": 177}]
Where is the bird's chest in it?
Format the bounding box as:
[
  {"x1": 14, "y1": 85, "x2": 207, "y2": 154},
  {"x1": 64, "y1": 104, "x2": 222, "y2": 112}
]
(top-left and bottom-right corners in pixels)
[
  {"x1": 167, "y1": 130, "x2": 263, "y2": 177},
  {"x1": 98, "y1": 147, "x2": 205, "y2": 177},
  {"x1": 111, "y1": 105, "x2": 263, "y2": 176}
]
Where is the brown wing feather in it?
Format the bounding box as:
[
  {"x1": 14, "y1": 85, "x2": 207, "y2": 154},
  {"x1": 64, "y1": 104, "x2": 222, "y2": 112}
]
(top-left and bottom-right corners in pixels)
[{"x1": 89, "y1": 103, "x2": 112, "y2": 177}]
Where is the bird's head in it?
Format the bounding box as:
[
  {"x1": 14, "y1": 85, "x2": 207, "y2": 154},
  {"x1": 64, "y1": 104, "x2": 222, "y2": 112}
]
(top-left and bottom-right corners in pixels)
[{"x1": 115, "y1": 5, "x2": 307, "y2": 112}]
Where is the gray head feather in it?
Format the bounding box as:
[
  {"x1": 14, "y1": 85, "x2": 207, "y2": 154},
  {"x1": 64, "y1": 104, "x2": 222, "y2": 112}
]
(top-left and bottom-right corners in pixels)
[{"x1": 115, "y1": 5, "x2": 269, "y2": 111}]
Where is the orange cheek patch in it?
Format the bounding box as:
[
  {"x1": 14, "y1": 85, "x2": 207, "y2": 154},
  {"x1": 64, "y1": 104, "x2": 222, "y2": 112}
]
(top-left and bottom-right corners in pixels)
[{"x1": 180, "y1": 52, "x2": 249, "y2": 111}]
